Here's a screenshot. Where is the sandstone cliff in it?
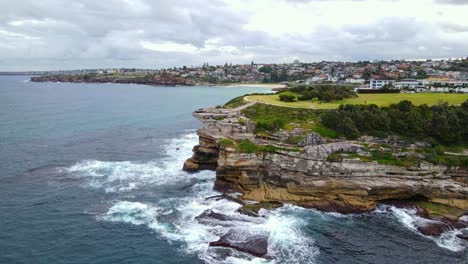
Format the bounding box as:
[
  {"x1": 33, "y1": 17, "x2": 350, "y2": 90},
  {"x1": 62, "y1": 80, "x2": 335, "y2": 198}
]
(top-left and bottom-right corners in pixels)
[{"x1": 184, "y1": 103, "x2": 468, "y2": 235}]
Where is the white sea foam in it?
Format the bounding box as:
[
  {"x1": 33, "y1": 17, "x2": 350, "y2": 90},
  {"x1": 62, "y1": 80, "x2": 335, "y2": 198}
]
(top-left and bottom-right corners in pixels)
[
  {"x1": 260, "y1": 205, "x2": 319, "y2": 264},
  {"x1": 376, "y1": 205, "x2": 467, "y2": 252},
  {"x1": 102, "y1": 182, "x2": 318, "y2": 263},
  {"x1": 101, "y1": 201, "x2": 160, "y2": 226},
  {"x1": 66, "y1": 132, "x2": 204, "y2": 192},
  {"x1": 73, "y1": 131, "x2": 318, "y2": 262},
  {"x1": 73, "y1": 130, "x2": 465, "y2": 261}
]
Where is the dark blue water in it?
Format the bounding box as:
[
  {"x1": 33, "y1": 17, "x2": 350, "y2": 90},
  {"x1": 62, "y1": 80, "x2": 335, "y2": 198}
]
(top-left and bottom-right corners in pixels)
[{"x1": 0, "y1": 76, "x2": 466, "y2": 264}]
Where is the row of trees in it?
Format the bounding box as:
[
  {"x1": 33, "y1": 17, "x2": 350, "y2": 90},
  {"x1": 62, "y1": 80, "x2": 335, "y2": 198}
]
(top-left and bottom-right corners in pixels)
[
  {"x1": 288, "y1": 85, "x2": 356, "y2": 102},
  {"x1": 321, "y1": 100, "x2": 468, "y2": 143}
]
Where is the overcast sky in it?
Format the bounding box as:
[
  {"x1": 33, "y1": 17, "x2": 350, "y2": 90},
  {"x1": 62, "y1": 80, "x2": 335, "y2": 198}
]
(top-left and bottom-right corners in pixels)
[{"x1": 1, "y1": 0, "x2": 468, "y2": 71}]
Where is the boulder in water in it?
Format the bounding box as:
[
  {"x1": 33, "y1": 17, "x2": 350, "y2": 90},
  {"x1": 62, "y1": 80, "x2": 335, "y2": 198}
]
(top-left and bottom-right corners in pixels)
[
  {"x1": 456, "y1": 229, "x2": 468, "y2": 240},
  {"x1": 195, "y1": 209, "x2": 231, "y2": 222},
  {"x1": 209, "y1": 230, "x2": 269, "y2": 257}
]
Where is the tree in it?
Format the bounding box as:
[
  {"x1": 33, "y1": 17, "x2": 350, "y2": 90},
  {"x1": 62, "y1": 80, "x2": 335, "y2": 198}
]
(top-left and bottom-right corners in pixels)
[
  {"x1": 341, "y1": 117, "x2": 361, "y2": 139},
  {"x1": 362, "y1": 69, "x2": 371, "y2": 80},
  {"x1": 279, "y1": 70, "x2": 288, "y2": 82},
  {"x1": 416, "y1": 70, "x2": 428, "y2": 79},
  {"x1": 270, "y1": 71, "x2": 279, "y2": 82},
  {"x1": 279, "y1": 94, "x2": 296, "y2": 102},
  {"x1": 298, "y1": 90, "x2": 316, "y2": 101},
  {"x1": 258, "y1": 66, "x2": 273, "y2": 73}
]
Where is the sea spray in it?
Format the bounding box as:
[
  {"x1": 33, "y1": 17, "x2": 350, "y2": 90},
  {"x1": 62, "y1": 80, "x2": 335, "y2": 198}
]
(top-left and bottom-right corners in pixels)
[
  {"x1": 375, "y1": 205, "x2": 467, "y2": 252},
  {"x1": 70, "y1": 131, "x2": 320, "y2": 263},
  {"x1": 66, "y1": 132, "x2": 204, "y2": 192},
  {"x1": 68, "y1": 131, "x2": 465, "y2": 263}
]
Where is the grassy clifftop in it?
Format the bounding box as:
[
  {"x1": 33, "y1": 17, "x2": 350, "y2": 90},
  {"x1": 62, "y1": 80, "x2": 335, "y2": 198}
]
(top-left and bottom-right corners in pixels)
[{"x1": 246, "y1": 92, "x2": 468, "y2": 109}]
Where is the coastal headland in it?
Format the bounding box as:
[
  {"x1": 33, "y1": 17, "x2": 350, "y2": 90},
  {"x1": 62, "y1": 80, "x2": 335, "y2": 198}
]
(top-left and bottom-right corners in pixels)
[
  {"x1": 184, "y1": 86, "x2": 468, "y2": 250},
  {"x1": 30, "y1": 73, "x2": 286, "y2": 89}
]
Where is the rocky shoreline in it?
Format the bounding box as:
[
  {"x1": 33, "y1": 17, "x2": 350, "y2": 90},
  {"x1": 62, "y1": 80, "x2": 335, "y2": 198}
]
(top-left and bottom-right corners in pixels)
[
  {"x1": 30, "y1": 75, "x2": 286, "y2": 88},
  {"x1": 183, "y1": 102, "x2": 468, "y2": 249},
  {"x1": 31, "y1": 75, "x2": 196, "y2": 86}
]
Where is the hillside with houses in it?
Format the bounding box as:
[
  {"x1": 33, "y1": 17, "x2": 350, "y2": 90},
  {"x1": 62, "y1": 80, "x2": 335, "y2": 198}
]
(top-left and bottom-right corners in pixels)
[{"x1": 30, "y1": 58, "x2": 468, "y2": 92}]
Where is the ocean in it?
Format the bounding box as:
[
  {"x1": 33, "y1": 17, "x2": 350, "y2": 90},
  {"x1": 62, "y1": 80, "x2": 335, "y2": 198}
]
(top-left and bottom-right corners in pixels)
[{"x1": 0, "y1": 75, "x2": 466, "y2": 264}]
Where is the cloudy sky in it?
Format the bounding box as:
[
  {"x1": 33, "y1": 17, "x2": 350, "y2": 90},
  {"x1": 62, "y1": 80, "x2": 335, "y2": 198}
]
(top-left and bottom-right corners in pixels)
[{"x1": 1, "y1": 0, "x2": 468, "y2": 71}]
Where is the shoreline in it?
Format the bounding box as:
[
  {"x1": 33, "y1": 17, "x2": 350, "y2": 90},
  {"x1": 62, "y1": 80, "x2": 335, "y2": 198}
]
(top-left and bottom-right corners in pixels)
[
  {"x1": 223, "y1": 83, "x2": 286, "y2": 89},
  {"x1": 30, "y1": 76, "x2": 287, "y2": 89}
]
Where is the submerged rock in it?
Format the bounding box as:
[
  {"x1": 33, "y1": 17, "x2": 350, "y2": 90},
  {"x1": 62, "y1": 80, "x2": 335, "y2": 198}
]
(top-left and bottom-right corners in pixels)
[
  {"x1": 195, "y1": 209, "x2": 231, "y2": 222},
  {"x1": 416, "y1": 220, "x2": 452, "y2": 236},
  {"x1": 209, "y1": 230, "x2": 269, "y2": 257},
  {"x1": 456, "y1": 229, "x2": 468, "y2": 240},
  {"x1": 238, "y1": 201, "x2": 282, "y2": 216}
]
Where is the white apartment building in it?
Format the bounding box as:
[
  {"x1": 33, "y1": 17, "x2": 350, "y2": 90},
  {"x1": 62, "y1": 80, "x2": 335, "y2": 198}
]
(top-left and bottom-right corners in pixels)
[{"x1": 370, "y1": 79, "x2": 392, "y2": 89}]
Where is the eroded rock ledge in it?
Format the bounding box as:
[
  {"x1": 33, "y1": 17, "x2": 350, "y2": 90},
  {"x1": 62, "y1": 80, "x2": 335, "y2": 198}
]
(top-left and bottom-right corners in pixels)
[{"x1": 184, "y1": 103, "x2": 468, "y2": 235}]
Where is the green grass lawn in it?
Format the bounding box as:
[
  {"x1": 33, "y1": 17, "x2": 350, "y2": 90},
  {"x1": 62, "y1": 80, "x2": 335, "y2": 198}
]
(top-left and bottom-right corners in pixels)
[{"x1": 245, "y1": 92, "x2": 468, "y2": 109}]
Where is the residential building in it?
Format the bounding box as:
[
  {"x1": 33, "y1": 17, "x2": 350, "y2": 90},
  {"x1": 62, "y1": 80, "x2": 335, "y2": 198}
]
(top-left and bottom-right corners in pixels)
[{"x1": 370, "y1": 79, "x2": 392, "y2": 89}]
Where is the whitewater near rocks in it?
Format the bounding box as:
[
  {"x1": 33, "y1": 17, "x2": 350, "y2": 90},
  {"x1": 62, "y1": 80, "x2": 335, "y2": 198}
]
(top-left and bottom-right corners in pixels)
[
  {"x1": 183, "y1": 103, "x2": 468, "y2": 257},
  {"x1": 63, "y1": 130, "x2": 467, "y2": 263},
  {"x1": 66, "y1": 132, "x2": 320, "y2": 263}
]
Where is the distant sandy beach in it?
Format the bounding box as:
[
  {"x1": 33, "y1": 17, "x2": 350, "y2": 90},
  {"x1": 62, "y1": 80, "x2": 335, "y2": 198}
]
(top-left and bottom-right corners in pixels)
[{"x1": 225, "y1": 83, "x2": 286, "y2": 89}]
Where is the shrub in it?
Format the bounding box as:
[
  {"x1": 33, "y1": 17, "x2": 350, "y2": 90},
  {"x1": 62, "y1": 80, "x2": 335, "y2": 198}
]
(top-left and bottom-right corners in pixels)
[
  {"x1": 297, "y1": 91, "x2": 316, "y2": 101},
  {"x1": 286, "y1": 136, "x2": 304, "y2": 145},
  {"x1": 219, "y1": 138, "x2": 235, "y2": 147},
  {"x1": 279, "y1": 94, "x2": 296, "y2": 102},
  {"x1": 238, "y1": 139, "x2": 259, "y2": 153},
  {"x1": 254, "y1": 118, "x2": 286, "y2": 133},
  {"x1": 263, "y1": 145, "x2": 278, "y2": 153}
]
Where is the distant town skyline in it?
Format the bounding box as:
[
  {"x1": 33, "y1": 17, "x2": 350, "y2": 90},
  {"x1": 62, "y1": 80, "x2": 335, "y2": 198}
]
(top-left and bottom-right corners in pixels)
[{"x1": 1, "y1": 0, "x2": 468, "y2": 71}]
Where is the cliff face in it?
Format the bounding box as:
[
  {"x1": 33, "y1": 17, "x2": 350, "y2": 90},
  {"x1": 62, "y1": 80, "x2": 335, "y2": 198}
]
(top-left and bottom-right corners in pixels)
[{"x1": 184, "y1": 104, "x2": 468, "y2": 217}]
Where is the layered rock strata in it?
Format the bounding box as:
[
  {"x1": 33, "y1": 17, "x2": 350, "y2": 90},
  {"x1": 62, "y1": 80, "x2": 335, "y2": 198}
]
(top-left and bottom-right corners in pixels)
[{"x1": 184, "y1": 104, "x2": 468, "y2": 229}]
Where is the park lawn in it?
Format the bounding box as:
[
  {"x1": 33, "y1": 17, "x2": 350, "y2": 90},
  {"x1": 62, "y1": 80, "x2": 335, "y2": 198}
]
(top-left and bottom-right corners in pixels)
[{"x1": 245, "y1": 92, "x2": 468, "y2": 109}]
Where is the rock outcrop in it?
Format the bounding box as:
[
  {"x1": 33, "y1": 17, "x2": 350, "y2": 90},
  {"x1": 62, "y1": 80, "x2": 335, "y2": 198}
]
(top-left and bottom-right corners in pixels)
[
  {"x1": 184, "y1": 104, "x2": 468, "y2": 226},
  {"x1": 209, "y1": 231, "x2": 269, "y2": 257}
]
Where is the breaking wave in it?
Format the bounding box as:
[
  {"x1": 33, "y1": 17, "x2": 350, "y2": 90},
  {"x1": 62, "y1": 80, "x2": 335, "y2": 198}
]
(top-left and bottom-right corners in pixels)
[
  {"x1": 66, "y1": 131, "x2": 465, "y2": 263},
  {"x1": 67, "y1": 131, "x2": 319, "y2": 263},
  {"x1": 375, "y1": 205, "x2": 467, "y2": 252},
  {"x1": 65, "y1": 132, "x2": 205, "y2": 193},
  {"x1": 102, "y1": 187, "x2": 319, "y2": 263}
]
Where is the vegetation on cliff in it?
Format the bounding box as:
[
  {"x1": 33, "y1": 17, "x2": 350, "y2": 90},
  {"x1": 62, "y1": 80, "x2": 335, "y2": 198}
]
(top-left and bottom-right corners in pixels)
[
  {"x1": 321, "y1": 100, "x2": 468, "y2": 144},
  {"x1": 289, "y1": 84, "x2": 357, "y2": 101},
  {"x1": 223, "y1": 95, "x2": 249, "y2": 108},
  {"x1": 246, "y1": 91, "x2": 468, "y2": 109},
  {"x1": 185, "y1": 97, "x2": 468, "y2": 233},
  {"x1": 276, "y1": 85, "x2": 356, "y2": 103},
  {"x1": 240, "y1": 100, "x2": 468, "y2": 168},
  {"x1": 241, "y1": 103, "x2": 336, "y2": 137}
]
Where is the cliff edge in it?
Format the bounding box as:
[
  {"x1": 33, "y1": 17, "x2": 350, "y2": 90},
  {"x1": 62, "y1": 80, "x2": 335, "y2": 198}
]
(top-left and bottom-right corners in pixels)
[{"x1": 184, "y1": 102, "x2": 468, "y2": 237}]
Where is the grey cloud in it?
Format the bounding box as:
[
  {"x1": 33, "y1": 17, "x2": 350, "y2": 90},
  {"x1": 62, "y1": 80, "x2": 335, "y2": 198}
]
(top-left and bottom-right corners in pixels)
[
  {"x1": 440, "y1": 23, "x2": 468, "y2": 33},
  {"x1": 253, "y1": 17, "x2": 468, "y2": 62},
  {"x1": 434, "y1": 0, "x2": 468, "y2": 4},
  {"x1": 0, "y1": 0, "x2": 467, "y2": 71},
  {"x1": 0, "y1": 0, "x2": 255, "y2": 70}
]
